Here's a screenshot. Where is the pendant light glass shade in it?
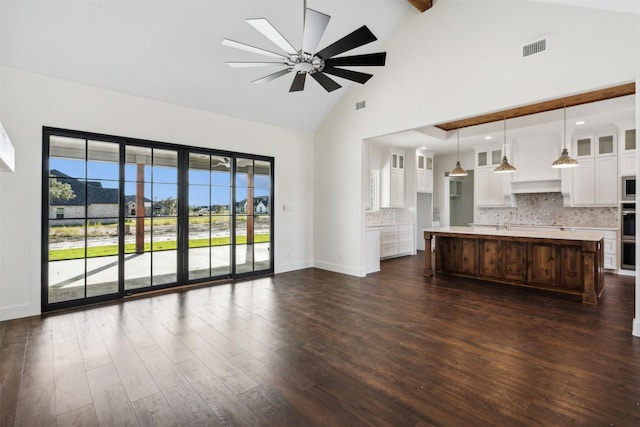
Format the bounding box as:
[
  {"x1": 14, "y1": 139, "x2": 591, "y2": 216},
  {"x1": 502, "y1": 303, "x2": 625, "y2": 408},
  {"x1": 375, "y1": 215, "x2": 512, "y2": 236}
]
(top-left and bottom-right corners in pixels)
[
  {"x1": 450, "y1": 128, "x2": 468, "y2": 177},
  {"x1": 494, "y1": 118, "x2": 516, "y2": 173},
  {"x1": 552, "y1": 107, "x2": 579, "y2": 168}
]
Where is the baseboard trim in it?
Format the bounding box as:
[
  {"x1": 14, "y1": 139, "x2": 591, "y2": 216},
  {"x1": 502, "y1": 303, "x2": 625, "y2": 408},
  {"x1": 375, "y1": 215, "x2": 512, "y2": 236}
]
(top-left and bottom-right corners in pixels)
[
  {"x1": 633, "y1": 319, "x2": 640, "y2": 338},
  {"x1": 0, "y1": 304, "x2": 39, "y2": 322},
  {"x1": 274, "y1": 260, "x2": 314, "y2": 274},
  {"x1": 313, "y1": 260, "x2": 363, "y2": 277}
]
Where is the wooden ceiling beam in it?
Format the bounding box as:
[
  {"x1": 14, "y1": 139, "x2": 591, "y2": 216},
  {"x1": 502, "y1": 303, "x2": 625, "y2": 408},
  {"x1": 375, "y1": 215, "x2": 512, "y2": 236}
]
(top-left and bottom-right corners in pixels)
[
  {"x1": 408, "y1": 0, "x2": 433, "y2": 13},
  {"x1": 434, "y1": 82, "x2": 636, "y2": 131}
]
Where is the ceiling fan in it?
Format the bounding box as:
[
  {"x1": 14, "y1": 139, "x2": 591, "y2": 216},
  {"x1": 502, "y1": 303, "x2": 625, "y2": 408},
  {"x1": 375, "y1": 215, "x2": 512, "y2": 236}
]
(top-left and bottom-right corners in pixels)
[{"x1": 221, "y1": 0, "x2": 386, "y2": 93}]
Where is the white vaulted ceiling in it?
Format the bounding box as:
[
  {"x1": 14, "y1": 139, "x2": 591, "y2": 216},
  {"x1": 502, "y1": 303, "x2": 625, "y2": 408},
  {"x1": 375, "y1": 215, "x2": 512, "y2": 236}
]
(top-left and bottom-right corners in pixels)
[
  {"x1": 0, "y1": 0, "x2": 413, "y2": 132},
  {"x1": 1, "y1": 1, "x2": 637, "y2": 133}
]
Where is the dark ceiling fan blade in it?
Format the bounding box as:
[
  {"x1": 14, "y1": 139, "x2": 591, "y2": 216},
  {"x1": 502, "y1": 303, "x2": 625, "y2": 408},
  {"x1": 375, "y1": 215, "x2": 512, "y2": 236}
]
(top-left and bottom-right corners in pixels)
[
  {"x1": 246, "y1": 18, "x2": 298, "y2": 55},
  {"x1": 302, "y1": 8, "x2": 330, "y2": 54},
  {"x1": 310, "y1": 72, "x2": 342, "y2": 92},
  {"x1": 253, "y1": 68, "x2": 292, "y2": 84},
  {"x1": 315, "y1": 26, "x2": 377, "y2": 60},
  {"x1": 322, "y1": 67, "x2": 373, "y2": 84},
  {"x1": 226, "y1": 62, "x2": 288, "y2": 68},
  {"x1": 289, "y1": 72, "x2": 307, "y2": 92},
  {"x1": 221, "y1": 39, "x2": 288, "y2": 59},
  {"x1": 324, "y1": 52, "x2": 386, "y2": 67}
]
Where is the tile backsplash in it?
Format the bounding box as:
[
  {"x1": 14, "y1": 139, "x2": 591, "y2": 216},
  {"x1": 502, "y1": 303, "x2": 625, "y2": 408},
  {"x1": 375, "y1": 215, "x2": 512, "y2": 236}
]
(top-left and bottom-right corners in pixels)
[
  {"x1": 365, "y1": 208, "x2": 397, "y2": 226},
  {"x1": 476, "y1": 193, "x2": 618, "y2": 228}
]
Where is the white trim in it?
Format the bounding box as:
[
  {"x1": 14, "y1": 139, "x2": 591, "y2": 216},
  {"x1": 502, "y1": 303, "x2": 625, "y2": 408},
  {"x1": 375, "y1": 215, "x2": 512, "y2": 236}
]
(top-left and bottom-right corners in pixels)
[
  {"x1": 314, "y1": 260, "x2": 364, "y2": 277},
  {"x1": 0, "y1": 304, "x2": 38, "y2": 322},
  {"x1": 274, "y1": 260, "x2": 314, "y2": 274},
  {"x1": 633, "y1": 318, "x2": 640, "y2": 338}
]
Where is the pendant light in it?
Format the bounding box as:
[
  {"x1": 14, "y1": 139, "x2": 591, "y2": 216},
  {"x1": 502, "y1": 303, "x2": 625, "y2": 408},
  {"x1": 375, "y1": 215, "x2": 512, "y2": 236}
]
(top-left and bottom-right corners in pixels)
[
  {"x1": 450, "y1": 128, "x2": 468, "y2": 177},
  {"x1": 551, "y1": 106, "x2": 579, "y2": 168},
  {"x1": 494, "y1": 118, "x2": 516, "y2": 173}
]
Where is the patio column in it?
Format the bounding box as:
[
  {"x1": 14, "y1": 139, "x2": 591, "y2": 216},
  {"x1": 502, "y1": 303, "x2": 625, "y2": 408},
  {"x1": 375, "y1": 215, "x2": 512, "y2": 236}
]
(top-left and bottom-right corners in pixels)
[{"x1": 136, "y1": 162, "x2": 145, "y2": 253}]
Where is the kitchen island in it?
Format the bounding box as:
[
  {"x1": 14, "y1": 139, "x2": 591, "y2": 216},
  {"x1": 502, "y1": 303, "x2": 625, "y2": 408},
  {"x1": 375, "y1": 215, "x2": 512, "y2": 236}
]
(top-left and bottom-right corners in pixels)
[{"x1": 423, "y1": 226, "x2": 605, "y2": 304}]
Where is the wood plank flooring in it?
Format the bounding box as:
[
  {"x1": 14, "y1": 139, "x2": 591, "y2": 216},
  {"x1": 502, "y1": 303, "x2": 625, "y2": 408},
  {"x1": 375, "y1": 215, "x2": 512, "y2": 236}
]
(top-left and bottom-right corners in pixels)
[{"x1": 2, "y1": 254, "x2": 640, "y2": 426}]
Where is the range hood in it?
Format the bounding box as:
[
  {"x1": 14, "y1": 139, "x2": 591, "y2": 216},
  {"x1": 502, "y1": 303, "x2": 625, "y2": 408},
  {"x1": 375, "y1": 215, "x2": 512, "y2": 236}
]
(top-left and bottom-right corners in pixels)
[{"x1": 510, "y1": 179, "x2": 561, "y2": 194}]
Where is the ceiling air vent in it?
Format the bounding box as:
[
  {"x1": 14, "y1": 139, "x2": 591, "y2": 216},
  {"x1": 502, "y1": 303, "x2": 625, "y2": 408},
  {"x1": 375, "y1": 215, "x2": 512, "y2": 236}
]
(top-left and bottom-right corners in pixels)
[
  {"x1": 355, "y1": 100, "x2": 366, "y2": 111},
  {"x1": 522, "y1": 38, "x2": 548, "y2": 57}
]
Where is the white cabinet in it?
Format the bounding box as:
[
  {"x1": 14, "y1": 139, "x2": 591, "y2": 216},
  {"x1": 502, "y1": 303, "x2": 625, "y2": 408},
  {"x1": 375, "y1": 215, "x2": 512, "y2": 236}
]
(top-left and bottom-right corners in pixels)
[
  {"x1": 474, "y1": 167, "x2": 506, "y2": 207},
  {"x1": 380, "y1": 226, "x2": 399, "y2": 258},
  {"x1": 576, "y1": 228, "x2": 618, "y2": 270},
  {"x1": 570, "y1": 132, "x2": 618, "y2": 206},
  {"x1": 474, "y1": 144, "x2": 509, "y2": 207},
  {"x1": 380, "y1": 224, "x2": 414, "y2": 259},
  {"x1": 619, "y1": 126, "x2": 636, "y2": 176},
  {"x1": 398, "y1": 224, "x2": 414, "y2": 255},
  {"x1": 381, "y1": 149, "x2": 405, "y2": 208},
  {"x1": 416, "y1": 153, "x2": 433, "y2": 193}
]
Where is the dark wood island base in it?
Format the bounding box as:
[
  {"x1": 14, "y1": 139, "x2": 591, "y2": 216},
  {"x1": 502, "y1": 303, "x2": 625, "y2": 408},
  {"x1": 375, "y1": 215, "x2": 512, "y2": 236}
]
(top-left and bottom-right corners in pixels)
[{"x1": 424, "y1": 227, "x2": 605, "y2": 304}]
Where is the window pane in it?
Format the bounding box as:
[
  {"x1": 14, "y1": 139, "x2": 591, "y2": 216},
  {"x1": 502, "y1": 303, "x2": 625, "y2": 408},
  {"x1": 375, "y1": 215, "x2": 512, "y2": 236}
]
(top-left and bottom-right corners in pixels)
[
  {"x1": 254, "y1": 160, "x2": 271, "y2": 189},
  {"x1": 152, "y1": 219, "x2": 177, "y2": 285},
  {"x1": 48, "y1": 219, "x2": 86, "y2": 303},
  {"x1": 211, "y1": 186, "x2": 231, "y2": 214},
  {"x1": 125, "y1": 146, "x2": 152, "y2": 181},
  {"x1": 87, "y1": 179, "x2": 119, "y2": 218},
  {"x1": 151, "y1": 184, "x2": 177, "y2": 216},
  {"x1": 124, "y1": 181, "x2": 151, "y2": 218},
  {"x1": 87, "y1": 141, "x2": 119, "y2": 180},
  {"x1": 50, "y1": 136, "x2": 86, "y2": 178},
  {"x1": 152, "y1": 149, "x2": 177, "y2": 183},
  {"x1": 49, "y1": 177, "x2": 86, "y2": 219},
  {"x1": 86, "y1": 218, "x2": 119, "y2": 297},
  {"x1": 189, "y1": 185, "x2": 210, "y2": 216},
  {"x1": 189, "y1": 153, "x2": 210, "y2": 185}
]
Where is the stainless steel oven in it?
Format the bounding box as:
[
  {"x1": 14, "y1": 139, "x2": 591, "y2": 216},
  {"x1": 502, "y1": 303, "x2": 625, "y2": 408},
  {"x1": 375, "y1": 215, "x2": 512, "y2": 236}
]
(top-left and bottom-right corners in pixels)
[
  {"x1": 622, "y1": 176, "x2": 636, "y2": 201},
  {"x1": 621, "y1": 204, "x2": 636, "y2": 240},
  {"x1": 621, "y1": 202, "x2": 636, "y2": 270}
]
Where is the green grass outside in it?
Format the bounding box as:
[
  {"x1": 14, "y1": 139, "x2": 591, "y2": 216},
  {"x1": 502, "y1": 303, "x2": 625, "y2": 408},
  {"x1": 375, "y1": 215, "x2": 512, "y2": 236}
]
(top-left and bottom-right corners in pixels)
[{"x1": 49, "y1": 234, "x2": 270, "y2": 261}]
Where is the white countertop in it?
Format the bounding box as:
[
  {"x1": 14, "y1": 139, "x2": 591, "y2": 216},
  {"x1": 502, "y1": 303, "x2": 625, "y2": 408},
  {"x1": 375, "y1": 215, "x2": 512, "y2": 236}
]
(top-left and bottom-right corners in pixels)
[
  {"x1": 423, "y1": 226, "x2": 605, "y2": 242},
  {"x1": 469, "y1": 223, "x2": 618, "y2": 231}
]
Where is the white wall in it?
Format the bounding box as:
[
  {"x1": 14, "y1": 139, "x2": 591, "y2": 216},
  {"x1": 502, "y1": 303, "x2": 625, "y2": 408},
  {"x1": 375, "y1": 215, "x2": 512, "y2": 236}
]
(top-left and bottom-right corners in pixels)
[
  {"x1": 0, "y1": 66, "x2": 314, "y2": 321},
  {"x1": 314, "y1": 0, "x2": 639, "y2": 281}
]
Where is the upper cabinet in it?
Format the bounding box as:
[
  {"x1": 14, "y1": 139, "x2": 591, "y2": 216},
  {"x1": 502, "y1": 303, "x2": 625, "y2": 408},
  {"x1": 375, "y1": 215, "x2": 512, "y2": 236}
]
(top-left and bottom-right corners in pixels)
[
  {"x1": 570, "y1": 130, "x2": 618, "y2": 206},
  {"x1": 416, "y1": 151, "x2": 433, "y2": 193},
  {"x1": 475, "y1": 146, "x2": 503, "y2": 168},
  {"x1": 619, "y1": 125, "x2": 636, "y2": 177},
  {"x1": 381, "y1": 148, "x2": 405, "y2": 208},
  {"x1": 474, "y1": 144, "x2": 510, "y2": 207}
]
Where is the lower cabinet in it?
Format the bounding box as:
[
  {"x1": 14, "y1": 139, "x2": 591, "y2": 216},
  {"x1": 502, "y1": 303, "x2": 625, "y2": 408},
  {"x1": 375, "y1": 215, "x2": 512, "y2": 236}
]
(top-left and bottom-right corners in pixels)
[
  {"x1": 380, "y1": 224, "x2": 414, "y2": 259},
  {"x1": 578, "y1": 228, "x2": 617, "y2": 270}
]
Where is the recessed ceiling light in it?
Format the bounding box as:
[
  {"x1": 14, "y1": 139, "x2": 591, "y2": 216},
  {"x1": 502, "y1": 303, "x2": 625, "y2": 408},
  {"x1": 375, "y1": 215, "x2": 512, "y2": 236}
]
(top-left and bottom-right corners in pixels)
[
  {"x1": 576, "y1": 121, "x2": 585, "y2": 125},
  {"x1": 484, "y1": 136, "x2": 492, "y2": 140},
  {"x1": 420, "y1": 146, "x2": 427, "y2": 150}
]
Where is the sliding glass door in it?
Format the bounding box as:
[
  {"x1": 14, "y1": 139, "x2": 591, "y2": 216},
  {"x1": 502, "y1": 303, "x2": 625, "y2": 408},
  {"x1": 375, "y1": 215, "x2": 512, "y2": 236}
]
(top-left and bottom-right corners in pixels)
[
  {"x1": 188, "y1": 153, "x2": 232, "y2": 280},
  {"x1": 43, "y1": 128, "x2": 274, "y2": 312}
]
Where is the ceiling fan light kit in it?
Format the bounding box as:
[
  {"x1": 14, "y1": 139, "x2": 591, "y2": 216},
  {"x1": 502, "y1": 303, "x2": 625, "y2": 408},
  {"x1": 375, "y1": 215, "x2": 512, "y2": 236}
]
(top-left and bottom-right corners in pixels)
[{"x1": 221, "y1": 1, "x2": 386, "y2": 93}]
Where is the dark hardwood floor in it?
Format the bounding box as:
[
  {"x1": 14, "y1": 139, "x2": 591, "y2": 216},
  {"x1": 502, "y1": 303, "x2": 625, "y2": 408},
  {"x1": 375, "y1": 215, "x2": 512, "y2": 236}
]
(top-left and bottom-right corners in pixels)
[{"x1": 2, "y1": 254, "x2": 640, "y2": 426}]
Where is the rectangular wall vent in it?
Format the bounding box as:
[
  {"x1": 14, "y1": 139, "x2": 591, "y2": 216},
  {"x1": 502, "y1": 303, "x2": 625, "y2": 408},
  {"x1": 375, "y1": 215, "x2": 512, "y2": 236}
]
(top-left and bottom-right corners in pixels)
[
  {"x1": 522, "y1": 38, "x2": 548, "y2": 57},
  {"x1": 355, "y1": 100, "x2": 366, "y2": 110}
]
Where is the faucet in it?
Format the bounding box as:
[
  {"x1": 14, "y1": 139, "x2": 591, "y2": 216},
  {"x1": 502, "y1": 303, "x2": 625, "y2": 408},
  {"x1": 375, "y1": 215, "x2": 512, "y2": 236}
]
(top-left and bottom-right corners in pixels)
[{"x1": 507, "y1": 211, "x2": 512, "y2": 231}]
